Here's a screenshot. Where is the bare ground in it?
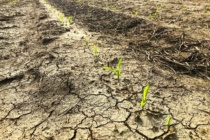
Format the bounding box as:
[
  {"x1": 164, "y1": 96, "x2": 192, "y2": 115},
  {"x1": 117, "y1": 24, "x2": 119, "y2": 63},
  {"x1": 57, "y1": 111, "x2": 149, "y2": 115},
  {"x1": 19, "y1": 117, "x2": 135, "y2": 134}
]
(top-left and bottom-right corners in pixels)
[{"x1": 0, "y1": 0, "x2": 209, "y2": 140}]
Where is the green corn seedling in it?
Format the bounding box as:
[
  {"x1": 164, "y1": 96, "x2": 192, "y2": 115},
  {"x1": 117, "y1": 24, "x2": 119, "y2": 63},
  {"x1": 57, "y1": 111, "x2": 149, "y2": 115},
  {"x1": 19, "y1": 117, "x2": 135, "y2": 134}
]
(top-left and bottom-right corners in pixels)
[
  {"x1": 59, "y1": 13, "x2": 64, "y2": 22},
  {"x1": 140, "y1": 84, "x2": 150, "y2": 107},
  {"x1": 205, "y1": 8, "x2": 210, "y2": 13},
  {"x1": 41, "y1": 0, "x2": 46, "y2": 3},
  {"x1": 160, "y1": 3, "x2": 165, "y2": 8},
  {"x1": 88, "y1": 1, "x2": 92, "y2": 6},
  {"x1": 85, "y1": 38, "x2": 89, "y2": 46},
  {"x1": 109, "y1": 4, "x2": 114, "y2": 10},
  {"x1": 93, "y1": 44, "x2": 98, "y2": 54},
  {"x1": 50, "y1": 5, "x2": 55, "y2": 12},
  {"x1": 167, "y1": 116, "x2": 171, "y2": 129},
  {"x1": 133, "y1": 11, "x2": 138, "y2": 15},
  {"x1": 148, "y1": 4, "x2": 159, "y2": 19},
  {"x1": 84, "y1": 38, "x2": 89, "y2": 52},
  {"x1": 108, "y1": 4, "x2": 117, "y2": 11},
  {"x1": 67, "y1": 16, "x2": 73, "y2": 25},
  {"x1": 103, "y1": 58, "x2": 122, "y2": 81},
  {"x1": 9, "y1": 0, "x2": 17, "y2": 4},
  {"x1": 148, "y1": 8, "x2": 158, "y2": 19}
]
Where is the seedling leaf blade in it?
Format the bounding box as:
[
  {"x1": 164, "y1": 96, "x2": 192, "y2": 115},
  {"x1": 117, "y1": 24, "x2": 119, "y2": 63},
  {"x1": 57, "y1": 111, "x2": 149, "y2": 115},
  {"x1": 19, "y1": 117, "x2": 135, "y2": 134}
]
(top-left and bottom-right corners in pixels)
[
  {"x1": 140, "y1": 101, "x2": 146, "y2": 107},
  {"x1": 93, "y1": 44, "x2": 98, "y2": 54},
  {"x1": 116, "y1": 70, "x2": 121, "y2": 79},
  {"x1": 167, "y1": 116, "x2": 171, "y2": 128},
  {"x1": 103, "y1": 58, "x2": 122, "y2": 81},
  {"x1": 140, "y1": 84, "x2": 150, "y2": 107},
  {"x1": 143, "y1": 84, "x2": 150, "y2": 100},
  {"x1": 59, "y1": 13, "x2": 64, "y2": 22},
  {"x1": 85, "y1": 38, "x2": 89, "y2": 46},
  {"x1": 103, "y1": 66, "x2": 115, "y2": 72},
  {"x1": 116, "y1": 58, "x2": 122, "y2": 70}
]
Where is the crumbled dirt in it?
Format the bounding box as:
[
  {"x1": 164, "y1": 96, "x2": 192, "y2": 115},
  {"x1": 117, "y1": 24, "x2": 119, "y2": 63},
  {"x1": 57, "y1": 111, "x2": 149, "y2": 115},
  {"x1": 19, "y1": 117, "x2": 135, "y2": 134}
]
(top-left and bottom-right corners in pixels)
[{"x1": 0, "y1": 0, "x2": 209, "y2": 140}]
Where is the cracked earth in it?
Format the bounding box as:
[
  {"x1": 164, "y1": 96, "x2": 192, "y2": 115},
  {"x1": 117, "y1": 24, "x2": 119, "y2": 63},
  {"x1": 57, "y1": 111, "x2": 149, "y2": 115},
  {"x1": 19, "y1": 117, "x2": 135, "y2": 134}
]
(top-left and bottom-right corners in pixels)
[{"x1": 0, "y1": 0, "x2": 210, "y2": 139}]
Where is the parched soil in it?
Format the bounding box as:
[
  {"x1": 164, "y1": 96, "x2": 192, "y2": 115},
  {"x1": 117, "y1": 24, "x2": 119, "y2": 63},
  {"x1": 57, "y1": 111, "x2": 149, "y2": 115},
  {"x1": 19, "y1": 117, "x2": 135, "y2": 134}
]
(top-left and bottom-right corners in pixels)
[{"x1": 0, "y1": 0, "x2": 209, "y2": 140}]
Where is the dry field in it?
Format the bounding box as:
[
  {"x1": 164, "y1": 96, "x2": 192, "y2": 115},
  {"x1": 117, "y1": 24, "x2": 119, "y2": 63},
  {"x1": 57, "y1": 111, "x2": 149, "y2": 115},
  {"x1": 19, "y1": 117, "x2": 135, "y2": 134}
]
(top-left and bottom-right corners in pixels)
[{"x1": 0, "y1": 0, "x2": 210, "y2": 139}]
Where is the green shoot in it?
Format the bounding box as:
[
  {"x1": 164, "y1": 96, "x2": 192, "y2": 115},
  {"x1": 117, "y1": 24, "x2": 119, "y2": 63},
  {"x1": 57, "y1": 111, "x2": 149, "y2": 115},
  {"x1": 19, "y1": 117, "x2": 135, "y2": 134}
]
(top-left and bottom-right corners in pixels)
[
  {"x1": 85, "y1": 38, "x2": 89, "y2": 46},
  {"x1": 59, "y1": 13, "x2": 64, "y2": 22},
  {"x1": 88, "y1": 1, "x2": 92, "y2": 6},
  {"x1": 148, "y1": 8, "x2": 158, "y2": 19},
  {"x1": 67, "y1": 16, "x2": 73, "y2": 25},
  {"x1": 41, "y1": 0, "x2": 46, "y2": 3},
  {"x1": 148, "y1": 4, "x2": 159, "y2": 19},
  {"x1": 9, "y1": 0, "x2": 16, "y2": 4},
  {"x1": 133, "y1": 11, "x2": 138, "y2": 15},
  {"x1": 205, "y1": 8, "x2": 210, "y2": 13},
  {"x1": 140, "y1": 84, "x2": 150, "y2": 107},
  {"x1": 109, "y1": 4, "x2": 114, "y2": 9},
  {"x1": 50, "y1": 5, "x2": 55, "y2": 12},
  {"x1": 167, "y1": 116, "x2": 171, "y2": 129},
  {"x1": 93, "y1": 44, "x2": 98, "y2": 54},
  {"x1": 84, "y1": 38, "x2": 89, "y2": 52},
  {"x1": 103, "y1": 58, "x2": 122, "y2": 81},
  {"x1": 160, "y1": 3, "x2": 165, "y2": 8},
  {"x1": 109, "y1": 4, "x2": 117, "y2": 11}
]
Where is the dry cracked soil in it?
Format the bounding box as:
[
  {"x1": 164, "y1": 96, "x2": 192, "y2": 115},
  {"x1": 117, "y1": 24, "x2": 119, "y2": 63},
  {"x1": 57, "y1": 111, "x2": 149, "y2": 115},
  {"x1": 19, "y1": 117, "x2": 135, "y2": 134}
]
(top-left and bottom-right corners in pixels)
[{"x1": 0, "y1": 0, "x2": 210, "y2": 140}]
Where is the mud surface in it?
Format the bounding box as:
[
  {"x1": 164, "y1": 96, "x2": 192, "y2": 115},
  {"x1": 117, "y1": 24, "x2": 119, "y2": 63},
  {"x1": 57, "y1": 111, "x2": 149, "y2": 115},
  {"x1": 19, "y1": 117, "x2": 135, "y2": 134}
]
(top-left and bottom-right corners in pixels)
[{"x1": 0, "y1": 0, "x2": 210, "y2": 140}]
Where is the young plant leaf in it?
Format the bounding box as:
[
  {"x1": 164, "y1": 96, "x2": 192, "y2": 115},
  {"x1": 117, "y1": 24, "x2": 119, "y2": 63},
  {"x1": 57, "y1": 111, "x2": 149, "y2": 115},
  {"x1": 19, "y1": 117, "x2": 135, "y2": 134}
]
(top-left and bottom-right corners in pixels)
[
  {"x1": 67, "y1": 16, "x2": 73, "y2": 25},
  {"x1": 116, "y1": 58, "x2": 122, "y2": 70},
  {"x1": 133, "y1": 11, "x2": 138, "y2": 15},
  {"x1": 116, "y1": 70, "x2": 121, "y2": 79},
  {"x1": 85, "y1": 38, "x2": 89, "y2": 46},
  {"x1": 50, "y1": 5, "x2": 55, "y2": 12},
  {"x1": 59, "y1": 13, "x2": 64, "y2": 22},
  {"x1": 143, "y1": 84, "x2": 150, "y2": 100},
  {"x1": 103, "y1": 58, "x2": 122, "y2": 80},
  {"x1": 103, "y1": 66, "x2": 115, "y2": 72},
  {"x1": 167, "y1": 116, "x2": 171, "y2": 129},
  {"x1": 140, "y1": 84, "x2": 150, "y2": 107},
  {"x1": 93, "y1": 44, "x2": 98, "y2": 54}
]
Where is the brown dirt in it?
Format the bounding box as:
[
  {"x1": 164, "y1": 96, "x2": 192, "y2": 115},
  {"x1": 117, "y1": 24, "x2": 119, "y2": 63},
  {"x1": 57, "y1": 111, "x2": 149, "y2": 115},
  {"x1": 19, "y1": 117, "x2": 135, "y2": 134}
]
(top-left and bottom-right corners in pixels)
[{"x1": 0, "y1": 0, "x2": 209, "y2": 140}]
